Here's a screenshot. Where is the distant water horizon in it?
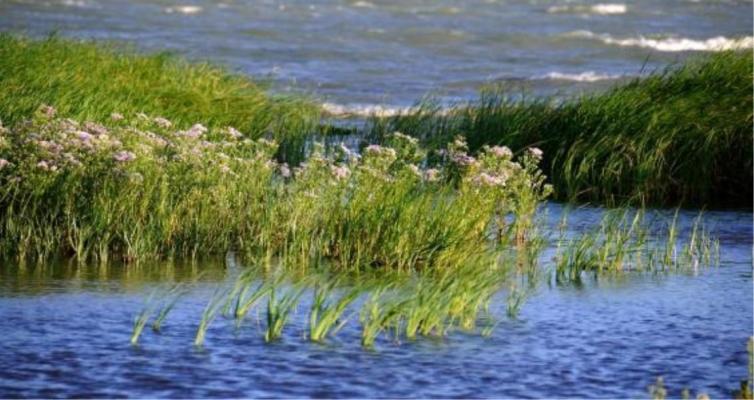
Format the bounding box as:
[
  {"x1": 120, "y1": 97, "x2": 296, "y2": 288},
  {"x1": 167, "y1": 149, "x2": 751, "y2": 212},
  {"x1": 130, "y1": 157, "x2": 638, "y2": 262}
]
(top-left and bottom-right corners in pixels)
[{"x1": 1, "y1": 0, "x2": 751, "y2": 115}]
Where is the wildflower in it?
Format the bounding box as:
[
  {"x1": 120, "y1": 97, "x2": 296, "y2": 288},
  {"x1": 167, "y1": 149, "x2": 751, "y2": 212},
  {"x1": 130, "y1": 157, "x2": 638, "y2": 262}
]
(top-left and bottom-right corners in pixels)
[
  {"x1": 220, "y1": 165, "x2": 232, "y2": 174},
  {"x1": 279, "y1": 163, "x2": 291, "y2": 178},
  {"x1": 475, "y1": 172, "x2": 506, "y2": 187},
  {"x1": 153, "y1": 117, "x2": 172, "y2": 129},
  {"x1": 36, "y1": 160, "x2": 51, "y2": 171},
  {"x1": 39, "y1": 104, "x2": 56, "y2": 119},
  {"x1": 408, "y1": 164, "x2": 422, "y2": 177},
  {"x1": 111, "y1": 113, "x2": 125, "y2": 121},
  {"x1": 0, "y1": 159, "x2": 9, "y2": 170},
  {"x1": 489, "y1": 145, "x2": 513, "y2": 159},
  {"x1": 181, "y1": 123, "x2": 207, "y2": 139},
  {"x1": 527, "y1": 147, "x2": 544, "y2": 160},
  {"x1": 424, "y1": 168, "x2": 440, "y2": 182},
  {"x1": 227, "y1": 127, "x2": 243, "y2": 139},
  {"x1": 453, "y1": 154, "x2": 477, "y2": 167},
  {"x1": 76, "y1": 131, "x2": 94, "y2": 142},
  {"x1": 331, "y1": 165, "x2": 351, "y2": 180},
  {"x1": 392, "y1": 131, "x2": 418, "y2": 144},
  {"x1": 113, "y1": 151, "x2": 136, "y2": 162},
  {"x1": 136, "y1": 112, "x2": 149, "y2": 120},
  {"x1": 83, "y1": 122, "x2": 108, "y2": 136}
]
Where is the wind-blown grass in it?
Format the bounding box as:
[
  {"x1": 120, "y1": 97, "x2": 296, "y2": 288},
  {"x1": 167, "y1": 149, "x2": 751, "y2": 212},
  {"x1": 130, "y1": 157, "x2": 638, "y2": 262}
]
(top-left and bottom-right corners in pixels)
[
  {"x1": 0, "y1": 34, "x2": 320, "y2": 161},
  {"x1": 0, "y1": 111, "x2": 550, "y2": 268},
  {"x1": 368, "y1": 51, "x2": 753, "y2": 208}
]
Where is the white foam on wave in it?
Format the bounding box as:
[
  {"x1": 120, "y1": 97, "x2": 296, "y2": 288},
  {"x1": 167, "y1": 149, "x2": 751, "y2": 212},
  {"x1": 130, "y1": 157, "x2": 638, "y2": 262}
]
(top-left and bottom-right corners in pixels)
[
  {"x1": 539, "y1": 71, "x2": 624, "y2": 82},
  {"x1": 548, "y1": 3, "x2": 627, "y2": 15},
  {"x1": 567, "y1": 30, "x2": 754, "y2": 52},
  {"x1": 351, "y1": 1, "x2": 376, "y2": 8},
  {"x1": 322, "y1": 102, "x2": 415, "y2": 118},
  {"x1": 164, "y1": 5, "x2": 203, "y2": 15}
]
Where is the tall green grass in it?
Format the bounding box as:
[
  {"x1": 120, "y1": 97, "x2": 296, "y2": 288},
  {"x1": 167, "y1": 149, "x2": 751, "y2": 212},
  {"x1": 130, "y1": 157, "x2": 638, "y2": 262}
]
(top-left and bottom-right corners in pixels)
[
  {"x1": 368, "y1": 51, "x2": 753, "y2": 208},
  {"x1": 0, "y1": 34, "x2": 320, "y2": 161}
]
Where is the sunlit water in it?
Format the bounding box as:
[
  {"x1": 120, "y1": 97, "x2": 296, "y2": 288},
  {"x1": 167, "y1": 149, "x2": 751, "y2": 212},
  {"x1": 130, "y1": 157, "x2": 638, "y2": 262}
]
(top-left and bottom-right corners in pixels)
[
  {"x1": 0, "y1": 0, "x2": 751, "y2": 114},
  {"x1": 0, "y1": 205, "x2": 751, "y2": 398}
]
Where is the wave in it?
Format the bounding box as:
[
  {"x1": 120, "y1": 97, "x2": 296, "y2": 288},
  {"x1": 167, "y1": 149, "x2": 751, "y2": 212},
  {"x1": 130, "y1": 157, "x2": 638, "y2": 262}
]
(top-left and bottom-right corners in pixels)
[
  {"x1": 548, "y1": 3, "x2": 627, "y2": 15},
  {"x1": 321, "y1": 102, "x2": 415, "y2": 118},
  {"x1": 164, "y1": 5, "x2": 203, "y2": 15},
  {"x1": 538, "y1": 71, "x2": 624, "y2": 82},
  {"x1": 566, "y1": 30, "x2": 754, "y2": 51}
]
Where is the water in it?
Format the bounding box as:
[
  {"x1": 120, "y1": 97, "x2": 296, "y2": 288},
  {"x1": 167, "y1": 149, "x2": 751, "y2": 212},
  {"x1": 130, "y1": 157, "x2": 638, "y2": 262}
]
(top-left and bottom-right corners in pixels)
[
  {"x1": 1, "y1": 206, "x2": 751, "y2": 398},
  {"x1": 0, "y1": 0, "x2": 751, "y2": 114}
]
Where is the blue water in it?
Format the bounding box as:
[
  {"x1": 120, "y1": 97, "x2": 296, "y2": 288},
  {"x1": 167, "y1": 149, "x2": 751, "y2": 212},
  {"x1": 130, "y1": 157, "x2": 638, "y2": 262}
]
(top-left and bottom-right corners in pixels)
[
  {"x1": 0, "y1": 0, "x2": 751, "y2": 113},
  {"x1": 0, "y1": 206, "x2": 751, "y2": 398}
]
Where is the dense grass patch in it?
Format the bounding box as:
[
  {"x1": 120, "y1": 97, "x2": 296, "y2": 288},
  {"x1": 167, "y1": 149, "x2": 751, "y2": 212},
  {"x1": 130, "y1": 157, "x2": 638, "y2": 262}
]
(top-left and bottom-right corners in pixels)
[
  {"x1": 0, "y1": 108, "x2": 549, "y2": 266},
  {"x1": 0, "y1": 34, "x2": 320, "y2": 160},
  {"x1": 369, "y1": 51, "x2": 753, "y2": 208}
]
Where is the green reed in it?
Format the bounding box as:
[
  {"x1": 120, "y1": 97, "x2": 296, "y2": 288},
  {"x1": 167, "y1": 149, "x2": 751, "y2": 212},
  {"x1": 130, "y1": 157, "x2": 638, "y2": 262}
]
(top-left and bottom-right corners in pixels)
[
  {"x1": 309, "y1": 280, "x2": 362, "y2": 342},
  {"x1": 368, "y1": 51, "x2": 752, "y2": 208},
  {"x1": 264, "y1": 283, "x2": 305, "y2": 342},
  {"x1": 0, "y1": 34, "x2": 319, "y2": 161},
  {"x1": 194, "y1": 285, "x2": 228, "y2": 347}
]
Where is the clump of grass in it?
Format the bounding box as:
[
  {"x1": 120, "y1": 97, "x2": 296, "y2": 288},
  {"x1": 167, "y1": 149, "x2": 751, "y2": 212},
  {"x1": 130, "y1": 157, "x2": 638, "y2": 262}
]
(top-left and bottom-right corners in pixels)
[
  {"x1": 0, "y1": 113, "x2": 551, "y2": 270},
  {"x1": 554, "y1": 209, "x2": 720, "y2": 284},
  {"x1": 130, "y1": 291, "x2": 158, "y2": 346},
  {"x1": 194, "y1": 285, "x2": 228, "y2": 347},
  {"x1": 0, "y1": 34, "x2": 319, "y2": 161},
  {"x1": 264, "y1": 283, "x2": 304, "y2": 342},
  {"x1": 368, "y1": 51, "x2": 753, "y2": 208},
  {"x1": 308, "y1": 279, "x2": 362, "y2": 342}
]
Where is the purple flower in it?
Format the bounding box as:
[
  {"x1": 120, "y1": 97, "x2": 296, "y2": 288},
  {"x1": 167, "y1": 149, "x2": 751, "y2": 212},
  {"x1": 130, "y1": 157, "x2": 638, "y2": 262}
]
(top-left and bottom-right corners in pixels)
[{"x1": 113, "y1": 151, "x2": 136, "y2": 162}]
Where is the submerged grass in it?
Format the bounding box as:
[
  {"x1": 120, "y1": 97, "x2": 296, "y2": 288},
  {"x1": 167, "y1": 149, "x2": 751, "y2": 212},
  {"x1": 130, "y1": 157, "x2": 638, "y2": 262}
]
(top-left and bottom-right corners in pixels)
[
  {"x1": 0, "y1": 34, "x2": 320, "y2": 161},
  {"x1": 368, "y1": 51, "x2": 753, "y2": 208}
]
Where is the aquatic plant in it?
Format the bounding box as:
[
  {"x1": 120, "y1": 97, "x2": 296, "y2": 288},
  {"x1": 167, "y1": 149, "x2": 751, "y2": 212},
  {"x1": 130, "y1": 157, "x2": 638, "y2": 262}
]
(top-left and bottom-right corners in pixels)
[
  {"x1": 308, "y1": 280, "x2": 362, "y2": 342},
  {"x1": 368, "y1": 51, "x2": 753, "y2": 208},
  {"x1": 0, "y1": 34, "x2": 319, "y2": 161},
  {"x1": 194, "y1": 285, "x2": 228, "y2": 347},
  {"x1": 264, "y1": 283, "x2": 305, "y2": 342},
  {"x1": 152, "y1": 283, "x2": 187, "y2": 332},
  {"x1": 130, "y1": 291, "x2": 158, "y2": 346},
  {"x1": 0, "y1": 111, "x2": 551, "y2": 269},
  {"x1": 554, "y1": 209, "x2": 720, "y2": 284}
]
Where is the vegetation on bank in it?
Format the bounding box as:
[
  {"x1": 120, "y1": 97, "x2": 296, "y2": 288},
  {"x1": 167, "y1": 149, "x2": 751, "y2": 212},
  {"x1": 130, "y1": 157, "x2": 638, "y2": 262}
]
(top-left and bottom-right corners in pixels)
[
  {"x1": 368, "y1": 51, "x2": 753, "y2": 208},
  {"x1": 0, "y1": 107, "x2": 550, "y2": 265},
  {"x1": 0, "y1": 34, "x2": 320, "y2": 160}
]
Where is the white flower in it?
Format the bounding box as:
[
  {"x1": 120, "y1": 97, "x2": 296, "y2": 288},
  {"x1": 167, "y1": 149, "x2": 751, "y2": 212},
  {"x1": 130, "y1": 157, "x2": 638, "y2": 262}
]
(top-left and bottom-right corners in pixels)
[
  {"x1": 279, "y1": 163, "x2": 291, "y2": 178},
  {"x1": 424, "y1": 168, "x2": 440, "y2": 182},
  {"x1": 227, "y1": 127, "x2": 243, "y2": 139},
  {"x1": 527, "y1": 147, "x2": 543, "y2": 160}
]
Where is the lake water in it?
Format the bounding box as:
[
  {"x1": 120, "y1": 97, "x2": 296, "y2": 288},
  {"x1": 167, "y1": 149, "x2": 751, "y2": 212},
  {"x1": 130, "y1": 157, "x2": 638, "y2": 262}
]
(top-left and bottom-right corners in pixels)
[
  {"x1": 0, "y1": 0, "x2": 751, "y2": 115},
  {"x1": 0, "y1": 205, "x2": 751, "y2": 398}
]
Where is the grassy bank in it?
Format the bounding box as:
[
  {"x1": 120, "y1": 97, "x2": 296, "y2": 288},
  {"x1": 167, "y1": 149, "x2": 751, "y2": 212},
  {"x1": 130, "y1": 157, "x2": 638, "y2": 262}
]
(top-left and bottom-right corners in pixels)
[
  {"x1": 368, "y1": 51, "x2": 753, "y2": 208},
  {"x1": 0, "y1": 35, "x2": 320, "y2": 161}
]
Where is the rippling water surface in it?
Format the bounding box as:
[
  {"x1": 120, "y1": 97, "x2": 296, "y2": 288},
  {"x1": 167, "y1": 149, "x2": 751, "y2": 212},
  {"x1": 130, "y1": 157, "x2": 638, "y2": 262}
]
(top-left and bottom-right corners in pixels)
[
  {"x1": 0, "y1": 0, "x2": 751, "y2": 112},
  {"x1": 0, "y1": 206, "x2": 751, "y2": 398}
]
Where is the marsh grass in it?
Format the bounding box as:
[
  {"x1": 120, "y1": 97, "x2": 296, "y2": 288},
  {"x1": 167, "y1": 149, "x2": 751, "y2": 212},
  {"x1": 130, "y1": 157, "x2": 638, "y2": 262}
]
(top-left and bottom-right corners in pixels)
[
  {"x1": 194, "y1": 285, "x2": 228, "y2": 347},
  {"x1": 0, "y1": 34, "x2": 320, "y2": 161},
  {"x1": 309, "y1": 279, "x2": 362, "y2": 342},
  {"x1": 554, "y1": 209, "x2": 719, "y2": 284},
  {"x1": 130, "y1": 291, "x2": 158, "y2": 346},
  {"x1": 264, "y1": 282, "x2": 305, "y2": 342},
  {"x1": 368, "y1": 51, "x2": 753, "y2": 208}
]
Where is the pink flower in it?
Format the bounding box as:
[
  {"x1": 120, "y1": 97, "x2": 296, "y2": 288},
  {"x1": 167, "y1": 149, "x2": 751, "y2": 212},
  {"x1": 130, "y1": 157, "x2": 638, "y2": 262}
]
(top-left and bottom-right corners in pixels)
[
  {"x1": 0, "y1": 159, "x2": 9, "y2": 170},
  {"x1": 489, "y1": 146, "x2": 512, "y2": 159},
  {"x1": 113, "y1": 151, "x2": 136, "y2": 162},
  {"x1": 36, "y1": 160, "x2": 51, "y2": 171},
  {"x1": 331, "y1": 165, "x2": 351, "y2": 180},
  {"x1": 453, "y1": 154, "x2": 477, "y2": 167},
  {"x1": 424, "y1": 168, "x2": 440, "y2": 182},
  {"x1": 227, "y1": 127, "x2": 243, "y2": 139},
  {"x1": 111, "y1": 113, "x2": 124, "y2": 121},
  {"x1": 83, "y1": 122, "x2": 108, "y2": 136},
  {"x1": 154, "y1": 117, "x2": 172, "y2": 129},
  {"x1": 475, "y1": 172, "x2": 506, "y2": 187},
  {"x1": 528, "y1": 147, "x2": 543, "y2": 160},
  {"x1": 76, "y1": 131, "x2": 94, "y2": 142},
  {"x1": 40, "y1": 104, "x2": 56, "y2": 118}
]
